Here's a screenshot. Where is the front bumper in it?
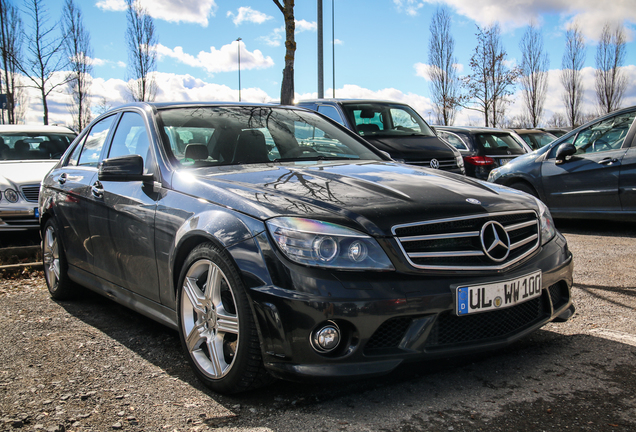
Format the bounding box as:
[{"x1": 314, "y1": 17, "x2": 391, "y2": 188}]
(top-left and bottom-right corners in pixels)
[
  {"x1": 247, "y1": 232, "x2": 574, "y2": 381},
  {"x1": 0, "y1": 207, "x2": 40, "y2": 231}
]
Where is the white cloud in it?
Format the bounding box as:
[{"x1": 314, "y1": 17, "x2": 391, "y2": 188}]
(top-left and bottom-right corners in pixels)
[
  {"x1": 392, "y1": 0, "x2": 636, "y2": 41},
  {"x1": 260, "y1": 20, "x2": 318, "y2": 47},
  {"x1": 155, "y1": 41, "x2": 274, "y2": 74},
  {"x1": 393, "y1": 0, "x2": 425, "y2": 16},
  {"x1": 334, "y1": 39, "x2": 344, "y2": 45},
  {"x1": 95, "y1": 0, "x2": 126, "y2": 12},
  {"x1": 96, "y1": 0, "x2": 217, "y2": 27},
  {"x1": 90, "y1": 57, "x2": 126, "y2": 68},
  {"x1": 227, "y1": 7, "x2": 273, "y2": 26}
]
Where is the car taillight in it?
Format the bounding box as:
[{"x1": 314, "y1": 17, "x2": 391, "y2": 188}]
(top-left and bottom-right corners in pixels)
[{"x1": 463, "y1": 156, "x2": 495, "y2": 166}]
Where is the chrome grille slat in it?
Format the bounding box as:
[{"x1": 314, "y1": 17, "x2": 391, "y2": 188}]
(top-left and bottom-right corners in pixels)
[
  {"x1": 392, "y1": 210, "x2": 540, "y2": 270},
  {"x1": 399, "y1": 231, "x2": 480, "y2": 242},
  {"x1": 510, "y1": 234, "x2": 538, "y2": 250}
]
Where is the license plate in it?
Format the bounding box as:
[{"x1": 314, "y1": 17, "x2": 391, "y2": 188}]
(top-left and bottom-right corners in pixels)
[
  {"x1": 34, "y1": 207, "x2": 39, "y2": 218},
  {"x1": 498, "y1": 158, "x2": 512, "y2": 166},
  {"x1": 456, "y1": 271, "x2": 542, "y2": 316}
]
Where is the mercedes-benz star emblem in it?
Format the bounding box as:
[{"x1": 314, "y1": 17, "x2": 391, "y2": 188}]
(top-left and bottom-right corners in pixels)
[
  {"x1": 429, "y1": 159, "x2": 440, "y2": 169},
  {"x1": 480, "y1": 221, "x2": 511, "y2": 262}
]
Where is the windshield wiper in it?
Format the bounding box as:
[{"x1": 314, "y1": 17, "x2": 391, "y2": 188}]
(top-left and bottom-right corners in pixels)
[{"x1": 273, "y1": 155, "x2": 354, "y2": 162}]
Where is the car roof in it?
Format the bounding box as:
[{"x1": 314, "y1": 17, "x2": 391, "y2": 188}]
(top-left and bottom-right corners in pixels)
[
  {"x1": 0, "y1": 124, "x2": 75, "y2": 134},
  {"x1": 434, "y1": 125, "x2": 514, "y2": 134},
  {"x1": 513, "y1": 129, "x2": 553, "y2": 134},
  {"x1": 296, "y1": 99, "x2": 409, "y2": 106}
]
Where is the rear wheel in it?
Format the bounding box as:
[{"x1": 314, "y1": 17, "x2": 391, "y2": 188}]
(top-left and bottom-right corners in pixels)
[
  {"x1": 42, "y1": 218, "x2": 77, "y2": 300},
  {"x1": 176, "y1": 242, "x2": 272, "y2": 394}
]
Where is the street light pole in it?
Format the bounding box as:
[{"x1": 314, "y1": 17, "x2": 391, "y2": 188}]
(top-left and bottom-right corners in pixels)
[
  {"x1": 236, "y1": 37, "x2": 242, "y2": 102},
  {"x1": 317, "y1": 0, "x2": 324, "y2": 99},
  {"x1": 332, "y1": 0, "x2": 335, "y2": 98}
]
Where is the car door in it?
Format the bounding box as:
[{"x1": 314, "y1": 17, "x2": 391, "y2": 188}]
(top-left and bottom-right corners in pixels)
[
  {"x1": 619, "y1": 140, "x2": 636, "y2": 212},
  {"x1": 48, "y1": 115, "x2": 116, "y2": 272},
  {"x1": 540, "y1": 110, "x2": 636, "y2": 215},
  {"x1": 89, "y1": 111, "x2": 161, "y2": 301}
]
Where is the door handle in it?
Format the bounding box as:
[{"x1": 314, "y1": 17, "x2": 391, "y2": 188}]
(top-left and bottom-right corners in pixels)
[
  {"x1": 599, "y1": 158, "x2": 619, "y2": 165},
  {"x1": 91, "y1": 181, "x2": 104, "y2": 199},
  {"x1": 58, "y1": 173, "x2": 67, "y2": 184}
]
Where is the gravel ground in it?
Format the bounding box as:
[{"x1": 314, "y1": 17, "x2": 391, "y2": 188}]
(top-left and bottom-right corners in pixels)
[{"x1": 1, "y1": 219, "x2": 635, "y2": 432}]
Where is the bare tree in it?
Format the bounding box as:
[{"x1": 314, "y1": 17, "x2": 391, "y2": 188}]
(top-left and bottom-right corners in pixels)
[
  {"x1": 546, "y1": 112, "x2": 566, "y2": 128},
  {"x1": 519, "y1": 23, "x2": 549, "y2": 127},
  {"x1": 273, "y1": 0, "x2": 295, "y2": 105},
  {"x1": 560, "y1": 23, "x2": 585, "y2": 128},
  {"x1": 62, "y1": 0, "x2": 92, "y2": 132},
  {"x1": 13, "y1": 0, "x2": 70, "y2": 125},
  {"x1": 427, "y1": 6, "x2": 460, "y2": 125},
  {"x1": 462, "y1": 24, "x2": 519, "y2": 127},
  {"x1": 126, "y1": 0, "x2": 157, "y2": 102},
  {"x1": 595, "y1": 23, "x2": 627, "y2": 115},
  {"x1": 0, "y1": 0, "x2": 23, "y2": 124}
]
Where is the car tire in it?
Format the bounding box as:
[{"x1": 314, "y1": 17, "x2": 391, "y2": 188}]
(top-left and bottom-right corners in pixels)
[
  {"x1": 42, "y1": 218, "x2": 78, "y2": 300},
  {"x1": 510, "y1": 181, "x2": 538, "y2": 199},
  {"x1": 176, "y1": 242, "x2": 273, "y2": 394}
]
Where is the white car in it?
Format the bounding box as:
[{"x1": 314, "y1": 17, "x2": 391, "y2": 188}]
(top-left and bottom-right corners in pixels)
[{"x1": 0, "y1": 125, "x2": 76, "y2": 231}]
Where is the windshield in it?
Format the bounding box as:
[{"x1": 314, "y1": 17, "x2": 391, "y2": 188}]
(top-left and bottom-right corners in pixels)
[
  {"x1": 0, "y1": 132, "x2": 76, "y2": 161},
  {"x1": 158, "y1": 106, "x2": 383, "y2": 168},
  {"x1": 340, "y1": 103, "x2": 435, "y2": 138}
]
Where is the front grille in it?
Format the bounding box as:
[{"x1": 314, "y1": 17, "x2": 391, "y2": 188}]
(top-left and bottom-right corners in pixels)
[
  {"x1": 392, "y1": 211, "x2": 539, "y2": 270},
  {"x1": 20, "y1": 184, "x2": 40, "y2": 203},
  {"x1": 408, "y1": 157, "x2": 458, "y2": 171},
  {"x1": 425, "y1": 294, "x2": 548, "y2": 348},
  {"x1": 364, "y1": 317, "x2": 412, "y2": 353}
]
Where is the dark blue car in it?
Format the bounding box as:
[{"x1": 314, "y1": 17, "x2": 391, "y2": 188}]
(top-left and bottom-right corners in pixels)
[{"x1": 488, "y1": 106, "x2": 636, "y2": 221}]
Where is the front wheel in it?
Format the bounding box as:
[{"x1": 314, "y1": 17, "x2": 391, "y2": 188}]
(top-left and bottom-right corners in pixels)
[
  {"x1": 176, "y1": 242, "x2": 272, "y2": 394},
  {"x1": 42, "y1": 218, "x2": 77, "y2": 300},
  {"x1": 509, "y1": 181, "x2": 539, "y2": 199}
]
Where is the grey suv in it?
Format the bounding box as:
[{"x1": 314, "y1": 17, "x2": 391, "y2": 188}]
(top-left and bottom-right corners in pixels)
[{"x1": 296, "y1": 99, "x2": 465, "y2": 174}]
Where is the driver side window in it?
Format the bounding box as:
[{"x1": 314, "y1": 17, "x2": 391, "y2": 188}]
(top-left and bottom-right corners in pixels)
[{"x1": 572, "y1": 111, "x2": 636, "y2": 154}]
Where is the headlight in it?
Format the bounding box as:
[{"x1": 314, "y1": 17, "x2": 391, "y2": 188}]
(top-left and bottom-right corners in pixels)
[
  {"x1": 266, "y1": 217, "x2": 394, "y2": 271},
  {"x1": 4, "y1": 189, "x2": 19, "y2": 203},
  {"x1": 535, "y1": 198, "x2": 556, "y2": 245}
]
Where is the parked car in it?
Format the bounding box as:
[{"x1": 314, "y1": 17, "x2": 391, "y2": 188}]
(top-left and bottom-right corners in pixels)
[
  {"x1": 295, "y1": 99, "x2": 465, "y2": 174},
  {"x1": 0, "y1": 125, "x2": 76, "y2": 231},
  {"x1": 488, "y1": 106, "x2": 636, "y2": 220},
  {"x1": 538, "y1": 127, "x2": 571, "y2": 138},
  {"x1": 434, "y1": 126, "x2": 530, "y2": 180},
  {"x1": 40, "y1": 102, "x2": 574, "y2": 394},
  {"x1": 513, "y1": 129, "x2": 557, "y2": 151}
]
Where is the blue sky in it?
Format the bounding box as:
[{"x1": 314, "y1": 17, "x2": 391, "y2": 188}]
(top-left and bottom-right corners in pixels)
[{"x1": 20, "y1": 0, "x2": 636, "y2": 126}]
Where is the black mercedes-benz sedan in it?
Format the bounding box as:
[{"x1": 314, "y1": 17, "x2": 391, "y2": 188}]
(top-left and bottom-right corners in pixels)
[{"x1": 40, "y1": 103, "x2": 574, "y2": 394}]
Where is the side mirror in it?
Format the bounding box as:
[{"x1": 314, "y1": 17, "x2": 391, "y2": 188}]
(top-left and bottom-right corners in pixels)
[
  {"x1": 98, "y1": 155, "x2": 153, "y2": 183},
  {"x1": 555, "y1": 143, "x2": 576, "y2": 164}
]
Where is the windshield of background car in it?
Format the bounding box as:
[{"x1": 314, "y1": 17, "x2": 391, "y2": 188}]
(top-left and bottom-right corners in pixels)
[
  {"x1": 519, "y1": 132, "x2": 556, "y2": 150},
  {"x1": 475, "y1": 133, "x2": 527, "y2": 155},
  {"x1": 158, "y1": 106, "x2": 383, "y2": 167},
  {"x1": 340, "y1": 103, "x2": 435, "y2": 138},
  {"x1": 0, "y1": 132, "x2": 75, "y2": 161}
]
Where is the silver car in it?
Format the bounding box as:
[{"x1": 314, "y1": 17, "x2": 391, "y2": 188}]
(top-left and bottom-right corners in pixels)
[{"x1": 0, "y1": 125, "x2": 76, "y2": 231}]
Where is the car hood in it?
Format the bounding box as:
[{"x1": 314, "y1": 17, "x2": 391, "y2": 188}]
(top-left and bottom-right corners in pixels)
[
  {"x1": 174, "y1": 161, "x2": 537, "y2": 237},
  {"x1": 0, "y1": 160, "x2": 57, "y2": 188},
  {"x1": 362, "y1": 135, "x2": 455, "y2": 161}
]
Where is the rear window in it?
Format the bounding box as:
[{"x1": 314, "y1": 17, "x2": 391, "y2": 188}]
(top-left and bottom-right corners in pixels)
[{"x1": 474, "y1": 133, "x2": 526, "y2": 155}]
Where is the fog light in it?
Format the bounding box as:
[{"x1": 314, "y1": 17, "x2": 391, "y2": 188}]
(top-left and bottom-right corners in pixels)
[{"x1": 311, "y1": 323, "x2": 341, "y2": 353}]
